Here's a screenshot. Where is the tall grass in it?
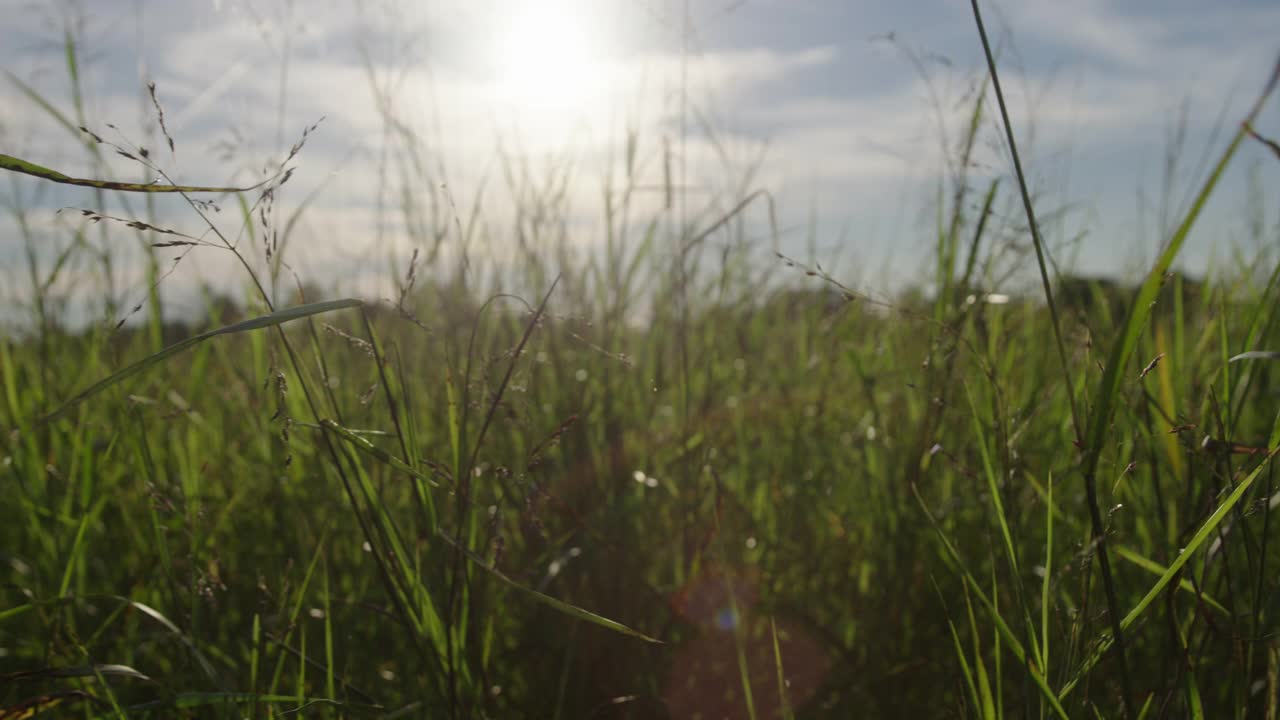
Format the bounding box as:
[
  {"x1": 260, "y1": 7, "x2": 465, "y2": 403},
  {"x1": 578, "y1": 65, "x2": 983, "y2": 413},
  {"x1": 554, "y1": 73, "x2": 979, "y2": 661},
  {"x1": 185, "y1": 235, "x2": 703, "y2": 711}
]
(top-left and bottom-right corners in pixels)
[{"x1": 3, "y1": 4, "x2": 1280, "y2": 718}]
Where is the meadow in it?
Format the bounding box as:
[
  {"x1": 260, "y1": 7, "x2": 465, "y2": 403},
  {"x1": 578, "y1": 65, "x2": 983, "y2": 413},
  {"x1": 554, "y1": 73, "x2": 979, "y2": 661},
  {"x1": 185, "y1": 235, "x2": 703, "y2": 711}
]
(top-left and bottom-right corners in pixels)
[{"x1": 3, "y1": 4, "x2": 1280, "y2": 718}]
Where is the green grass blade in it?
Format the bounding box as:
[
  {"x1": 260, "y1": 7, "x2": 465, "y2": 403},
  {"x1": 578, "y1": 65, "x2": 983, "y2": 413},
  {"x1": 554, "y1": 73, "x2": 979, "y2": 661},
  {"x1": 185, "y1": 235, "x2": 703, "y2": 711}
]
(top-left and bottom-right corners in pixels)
[
  {"x1": 1112, "y1": 546, "x2": 1228, "y2": 616},
  {"x1": 1025, "y1": 472, "x2": 1230, "y2": 616},
  {"x1": 1080, "y1": 60, "x2": 1279, "y2": 509},
  {"x1": 320, "y1": 419, "x2": 441, "y2": 491},
  {"x1": 1229, "y1": 351, "x2": 1280, "y2": 363},
  {"x1": 38, "y1": 298, "x2": 361, "y2": 424},
  {"x1": 7, "y1": 663, "x2": 151, "y2": 682},
  {"x1": 1060, "y1": 448, "x2": 1279, "y2": 699},
  {"x1": 1068, "y1": 58, "x2": 1280, "y2": 713},
  {"x1": 57, "y1": 511, "x2": 91, "y2": 597},
  {"x1": 1123, "y1": 456, "x2": 1277, "y2": 627},
  {"x1": 435, "y1": 531, "x2": 662, "y2": 644},
  {"x1": 1042, "y1": 471, "x2": 1054, "y2": 685},
  {"x1": 250, "y1": 612, "x2": 262, "y2": 701},
  {"x1": 965, "y1": 585, "x2": 998, "y2": 720},
  {"x1": 945, "y1": 610, "x2": 984, "y2": 717},
  {"x1": 323, "y1": 562, "x2": 336, "y2": 704},
  {"x1": 109, "y1": 693, "x2": 383, "y2": 716},
  {"x1": 913, "y1": 485, "x2": 1070, "y2": 719},
  {"x1": 0, "y1": 152, "x2": 274, "y2": 194},
  {"x1": 964, "y1": 381, "x2": 1043, "y2": 673},
  {"x1": 0, "y1": 595, "x2": 223, "y2": 683},
  {"x1": 769, "y1": 618, "x2": 794, "y2": 720},
  {"x1": 4, "y1": 70, "x2": 83, "y2": 140}
]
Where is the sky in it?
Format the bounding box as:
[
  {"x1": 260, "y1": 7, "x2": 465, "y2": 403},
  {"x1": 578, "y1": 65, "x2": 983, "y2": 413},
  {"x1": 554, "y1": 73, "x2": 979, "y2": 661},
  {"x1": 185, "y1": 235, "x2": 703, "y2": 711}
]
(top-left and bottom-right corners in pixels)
[{"x1": 1, "y1": 0, "x2": 1277, "y2": 326}]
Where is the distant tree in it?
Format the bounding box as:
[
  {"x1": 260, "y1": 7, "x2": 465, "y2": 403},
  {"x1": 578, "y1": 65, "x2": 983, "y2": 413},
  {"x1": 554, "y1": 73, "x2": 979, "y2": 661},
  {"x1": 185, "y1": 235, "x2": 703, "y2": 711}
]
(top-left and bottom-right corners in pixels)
[{"x1": 1053, "y1": 271, "x2": 1206, "y2": 329}]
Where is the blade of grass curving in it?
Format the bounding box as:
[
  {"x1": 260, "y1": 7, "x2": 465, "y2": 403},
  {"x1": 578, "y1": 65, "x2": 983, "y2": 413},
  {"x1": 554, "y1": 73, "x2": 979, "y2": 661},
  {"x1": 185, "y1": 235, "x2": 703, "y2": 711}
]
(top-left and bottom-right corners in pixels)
[
  {"x1": 123, "y1": 598, "x2": 221, "y2": 683},
  {"x1": 681, "y1": 188, "x2": 776, "y2": 260},
  {"x1": 359, "y1": 313, "x2": 441, "y2": 545},
  {"x1": 88, "y1": 664, "x2": 128, "y2": 720},
  {"x1": 732, "y1": 608, "x2": 759, "y2": 720},
  {"x1": 57, "y1": 511, "x2": 92, "y2": 597},
  {"x1": 435, "y1": 530, "x2": 661, "y2": 643},
  {"x1": 1112, "y1": 545, "x2": 1228, "y2": 616},
  {"x1": 1219, "y1": 307, "x2": 1236, "y2": 436},
  {"x1": 989, "y1": 564, "x2": 1004, "y2": 720},
  {"x1": 323, "y1": 562, "x2": 337, "y2": 704},
  {"x1": 445, "y1": 276, "x2": 565, "y2": 711},
  {"x1": 63, "y1": 27, "x2": 85, "y2": 127},
  {"x1": 82, "y1": 598, "x2": 131, "y2": 651},
  {"x1": 0, "y1": 153, "x2": 275, "y2": 193},
  {"x1": 445, "y1": 360, "x2": 462, "y2": 472},
  {"x1": 321, "y1": 419, "x2": 440, "y2": 490},
  {"x1": 1244, "y1": 262, "x2": 1280, "y2": 350},
  {"x1": 958, "y1": 178, "x2": 1000, "y2": 296},
  {"x1": 360, "y1": 309, "x2": 411, "y2": 461},
  {"x1": 294, "y1": 629, "x2": 307, "y2": 708},
  {"x1": 393, "y1": 343, "x2": 440, "y2": 539},
  {"x1": 110, "y1": 693, "x2": 383, "y2": 716},
  {"x1": 262, "y1": 630, "x2": 378, "y2": 706},
  {"x1": 385, "y1": 701, "x2": 436, "y2": 719},
  {"x1": 1059, "y1": 446, "x2": 1280, "y2": 700},
  {"x1": 4, "y1": 70, "x2": 82, "y2": 139},
  {"x1": 1064, "y1": 56, "x2": 1280, "y2": 710},
  {"x1": 1025, "y1": 472, "x2": 1229, "y2": 615},
  {"x1": 3, "y1": 664, "x2": 151, "y2": 682},
  {"x1": 332, "y1": 441, "x2": 426, "y2": 633},
  {"x1": 1136, "y1": 693, "x2": 1155, "y2": 720},
  {"x1": 1042, "y1": 471, "x2": 1054, "y2": 685},
  {"x1": 1229, "y1": 351, "x2": 1280, "y2": 363},
  {"x1": 963, "y1": 382, "x2": 1044, "y2": 673},
  {"x1": 250, "y1": 613, "x2": 262, "y2": 707},
  {"x1": 144, "y1": 110, "x2": 446, "y2": 694},
  {"x1": 959, "y1": 581, "x2": 997, "y2": 720},
  {"x1": 913, "y1": 485, "x2": 1070, "y2": 719},
  {"x1": 0, "y1": 595, "x2": 222, "y2": 683},
  {"x1": 331, "y1": 436, "x2": 453, "y2": 685},
  {"x1": 770, "y1": 618, "x2": 794, "y2": 720},
  {"x1": 37, "y1": 298, "x2": 361, "y2": 424},
  {"x1": 942, "y1": 598, "x2": 984, "y2": 717},
  {"x1": 965, "y1": 383, "x2": 1019, "y2": 574}
]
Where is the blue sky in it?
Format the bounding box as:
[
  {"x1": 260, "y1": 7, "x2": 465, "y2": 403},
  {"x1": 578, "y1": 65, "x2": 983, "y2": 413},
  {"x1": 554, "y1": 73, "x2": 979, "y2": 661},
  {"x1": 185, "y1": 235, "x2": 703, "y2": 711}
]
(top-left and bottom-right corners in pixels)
[{"x1": 1, "y1": 0, "x2": 1277, "y2": 323}]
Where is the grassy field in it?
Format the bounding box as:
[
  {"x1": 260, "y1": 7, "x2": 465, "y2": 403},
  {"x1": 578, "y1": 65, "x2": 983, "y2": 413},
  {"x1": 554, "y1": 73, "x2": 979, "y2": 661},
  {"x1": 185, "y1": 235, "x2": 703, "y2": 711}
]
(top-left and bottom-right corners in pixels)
[{"x1": 4, "y1": 6, "x2": 1280, "y2": 718}]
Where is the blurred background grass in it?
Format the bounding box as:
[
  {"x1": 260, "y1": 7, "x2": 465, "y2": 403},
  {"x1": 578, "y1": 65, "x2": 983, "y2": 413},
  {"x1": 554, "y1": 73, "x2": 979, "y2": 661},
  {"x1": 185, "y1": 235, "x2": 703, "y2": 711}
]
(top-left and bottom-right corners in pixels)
[{"x1": 2, "y1": 2, "x2": 1280, "y2": 718}]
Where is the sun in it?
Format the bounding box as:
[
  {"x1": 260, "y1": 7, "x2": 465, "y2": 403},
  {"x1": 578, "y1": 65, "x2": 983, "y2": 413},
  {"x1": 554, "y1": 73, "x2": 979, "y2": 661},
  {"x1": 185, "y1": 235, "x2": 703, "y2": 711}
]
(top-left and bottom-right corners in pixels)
[{"x1": 490, "y1": 1, "x2": 609, "y2": 117}]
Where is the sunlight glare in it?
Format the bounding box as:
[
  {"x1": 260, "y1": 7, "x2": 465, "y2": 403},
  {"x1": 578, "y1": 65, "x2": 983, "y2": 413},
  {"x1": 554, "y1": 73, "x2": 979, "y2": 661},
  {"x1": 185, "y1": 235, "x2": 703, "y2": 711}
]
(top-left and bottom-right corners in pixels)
[{"x1": 491, "y1": 1, "x2": 610, "y2": 119}]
